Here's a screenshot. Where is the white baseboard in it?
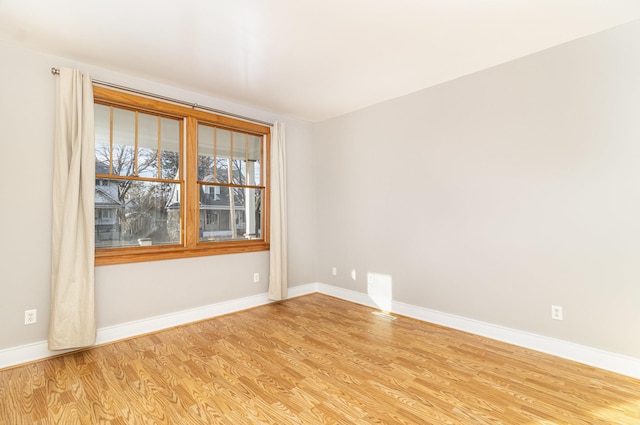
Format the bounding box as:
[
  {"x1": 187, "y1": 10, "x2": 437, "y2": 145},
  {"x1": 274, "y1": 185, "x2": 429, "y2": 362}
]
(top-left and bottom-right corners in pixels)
[
  {"x1": 315, "y1": 282, "x2": 640, "y2": 379},
  {"x1": 3, "y1": 281, "x2": 640, "y2": 380},
  {"x1": 0, "y1": 283, "x2": 317, "y2": 370}
]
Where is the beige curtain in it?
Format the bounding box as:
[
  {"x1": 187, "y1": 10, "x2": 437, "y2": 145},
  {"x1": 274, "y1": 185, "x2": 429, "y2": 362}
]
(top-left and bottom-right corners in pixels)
[
  {"x1": 268, "y1": 122, "x2": 288, "y2": 300},
  {"x1": 49, "y1": 68, "x2": 97, "y2": 350}
]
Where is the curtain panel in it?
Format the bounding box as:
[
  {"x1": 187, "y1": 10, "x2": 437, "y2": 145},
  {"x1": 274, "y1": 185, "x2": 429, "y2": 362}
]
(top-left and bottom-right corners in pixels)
[
  {"x1": 268, "y1": 122, "x2": 288, "y2": 300},
  {"x1": 49, "y1": 68, "x2": 97, "y2": 350}
]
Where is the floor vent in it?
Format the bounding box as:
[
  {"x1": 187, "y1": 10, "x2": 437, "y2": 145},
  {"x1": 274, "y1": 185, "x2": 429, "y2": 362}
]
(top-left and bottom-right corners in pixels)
[{"x1": 372, "y1": 311, "x2": 397, "y2": 320}]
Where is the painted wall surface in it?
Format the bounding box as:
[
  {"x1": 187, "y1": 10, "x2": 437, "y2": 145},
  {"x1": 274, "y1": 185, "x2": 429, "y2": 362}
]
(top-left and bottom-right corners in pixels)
[
  {"x1": 3, "y1": 18, "x2": 640, "y2": 364},
  {"x1": 313, "y1": 21, "x2": 640, "y2": 358},
  {"x1": 0, "y1": 41, "x2": 316, "y2": 350}
]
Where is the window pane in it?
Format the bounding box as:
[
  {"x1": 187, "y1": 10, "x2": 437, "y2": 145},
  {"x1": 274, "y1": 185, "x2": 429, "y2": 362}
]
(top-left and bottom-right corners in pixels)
[
  {"x1": 197, "y1": 124, "x2": 214, "y2": 181},
  {"x1": 232, "y1": 131, "x2": 247, "y2": 185},
  {"x1": 95, "y1": 179, "x2": 181, "y2": 248},
  {"x1": 112, "y1": 108, "x2": 136, "y2": 176},
  {"x1": 243, "y1": 187, "x2": 262, "y2": 239},
  {"x1": 215, "y1": 129, "x2": 231, "y2": 183},
  {"x1": 196, "y1": 127, "x2": 261, "y2": 185},
  {"x1": 138, "y1": 112, "x2": 158, "y2": 178},
  {"x1": 199, "y1": 185, "x2": 262, "y2": 242},
  {"x1": 248, "y1": 134, "x2": 261, "y2": 185},
  {"x1": 95, "y1": 104, "x2": 111, "y2": 174},
  {"x1": 161, "y1": 117, "x2": 181, "y2": 179}
]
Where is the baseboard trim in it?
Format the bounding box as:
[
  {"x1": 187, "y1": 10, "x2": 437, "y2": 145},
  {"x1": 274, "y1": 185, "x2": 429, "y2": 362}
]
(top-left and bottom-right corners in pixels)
[
  {"x1": 3, "y1": 282, "x2": 639, "y2": 379},
  {"x1": 0, "y1": 283, "x2": 318, "y2": 370},
  {"x1": 314, "y1": 282, "x2": 640, "y2": 379}
]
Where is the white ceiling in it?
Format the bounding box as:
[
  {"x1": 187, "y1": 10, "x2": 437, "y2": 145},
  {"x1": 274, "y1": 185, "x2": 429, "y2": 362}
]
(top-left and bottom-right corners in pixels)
[{"x1": 1, "y1": 1, "x2": 639, "y2": 122}]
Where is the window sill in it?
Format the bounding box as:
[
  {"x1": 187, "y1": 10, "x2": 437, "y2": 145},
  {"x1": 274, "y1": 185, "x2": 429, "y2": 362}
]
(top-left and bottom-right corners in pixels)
[{"x1": 95, "y1": 242, "x2": 270, "y2": 266}]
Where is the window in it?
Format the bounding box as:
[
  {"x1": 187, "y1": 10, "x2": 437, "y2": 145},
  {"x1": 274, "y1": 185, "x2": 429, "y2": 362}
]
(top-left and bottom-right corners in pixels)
[
  {"x1": 205, "y1": 211, "x2": 219, "y2": 226},
  {"x1": 93, "y1": 87, "x2": 270, "y2": 265},
  {"x1": 95, "y1": 209, "x2": 114, "y2": 220}
]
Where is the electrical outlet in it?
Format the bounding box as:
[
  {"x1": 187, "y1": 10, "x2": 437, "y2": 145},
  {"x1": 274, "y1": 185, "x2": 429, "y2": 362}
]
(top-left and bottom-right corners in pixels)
[
  {"x1": 253, "y1": 273, "x2": 260, "y2": 283},
  {"x1": 25, "y1": 309, "x2": 37, "y2": 325},
  {"x1": 332, "y1": 267, "x2": 337, "y2": 276},
  {"x1": 551, "y1": 305, "x2": 563, "y2": 320}
]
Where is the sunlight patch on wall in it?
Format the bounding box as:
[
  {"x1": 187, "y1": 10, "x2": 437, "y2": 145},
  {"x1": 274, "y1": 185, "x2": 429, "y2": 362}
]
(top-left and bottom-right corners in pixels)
[{"x1": 367, "y1": 272, "x2": 393, "y2": 312}]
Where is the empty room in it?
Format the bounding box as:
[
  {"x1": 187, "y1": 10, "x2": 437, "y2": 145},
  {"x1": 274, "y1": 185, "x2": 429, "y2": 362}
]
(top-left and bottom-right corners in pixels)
[{"x1": 1, "y1": 1, "x2": 640, "y2": 423}]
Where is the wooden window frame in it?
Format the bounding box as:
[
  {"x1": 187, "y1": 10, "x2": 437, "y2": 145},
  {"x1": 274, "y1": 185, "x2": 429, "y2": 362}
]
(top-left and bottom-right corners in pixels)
[{"x1": 93, "y1": 86, "x2": 270, "y2": 266}]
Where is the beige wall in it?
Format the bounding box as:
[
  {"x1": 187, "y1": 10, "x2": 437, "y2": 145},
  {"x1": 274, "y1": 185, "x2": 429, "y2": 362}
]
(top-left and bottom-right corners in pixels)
[
  {"x1": 0, "y1": 41, "x2": 316, "y2": 350},
  {"x1": 3, "y1": 19, "x2": 640, "y2": 362},
  {"x1": 313, "y1": 20, "x2": 640, "y2": 358}
]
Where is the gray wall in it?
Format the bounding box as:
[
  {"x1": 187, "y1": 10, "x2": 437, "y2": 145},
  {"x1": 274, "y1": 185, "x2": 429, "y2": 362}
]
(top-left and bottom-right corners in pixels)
[
  {"x1": 3, "y1": 19, "x2": 640, "y2": 362},
  {"x1": 0, "y1": 41, "x2": 316, "y2": 350},
  {"x1": 313, "y1": 20, "x2": 640, "y2": 358}
]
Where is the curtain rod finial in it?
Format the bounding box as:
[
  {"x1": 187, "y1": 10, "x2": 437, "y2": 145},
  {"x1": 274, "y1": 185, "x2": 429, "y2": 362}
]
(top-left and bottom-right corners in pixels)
[{"x1": 51, "y1": 67, "x2": 60, "y2": 75}]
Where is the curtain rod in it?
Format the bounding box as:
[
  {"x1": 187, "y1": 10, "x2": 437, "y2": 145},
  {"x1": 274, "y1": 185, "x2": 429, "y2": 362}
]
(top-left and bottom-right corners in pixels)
[{"x1": 50, "y1": 67, "x2": 273, "y2": 127}]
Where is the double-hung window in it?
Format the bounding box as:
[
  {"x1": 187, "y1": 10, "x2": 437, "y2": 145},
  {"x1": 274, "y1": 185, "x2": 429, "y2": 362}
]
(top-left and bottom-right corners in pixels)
[{"x1": 93, "y1": 87, "x2": 270, "y2": 265}]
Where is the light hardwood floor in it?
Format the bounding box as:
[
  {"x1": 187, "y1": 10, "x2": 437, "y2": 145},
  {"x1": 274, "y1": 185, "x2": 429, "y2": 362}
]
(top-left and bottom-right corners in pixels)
[{"x1": 1, "y1": 294, "x2": 639, "y2": 424}]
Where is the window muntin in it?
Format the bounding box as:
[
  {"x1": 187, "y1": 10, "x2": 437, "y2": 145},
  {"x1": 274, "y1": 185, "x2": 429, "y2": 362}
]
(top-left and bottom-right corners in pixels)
[{"x1": 93, "y1": 86, "x2": 270, "y2": 265}]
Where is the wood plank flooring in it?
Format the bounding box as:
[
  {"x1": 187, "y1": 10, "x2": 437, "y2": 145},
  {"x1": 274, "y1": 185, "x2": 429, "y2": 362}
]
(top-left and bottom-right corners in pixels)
[{"x1": 1, "y1": 293, "x2": 639, "y2": 424}]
